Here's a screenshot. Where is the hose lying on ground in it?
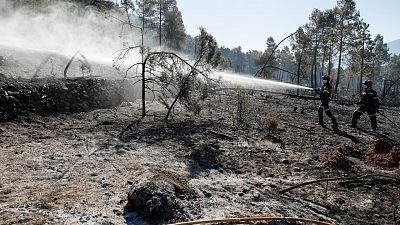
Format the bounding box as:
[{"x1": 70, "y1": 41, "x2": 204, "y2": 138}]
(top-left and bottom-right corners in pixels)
[{"x1": 168, "y1": 216, "x2": 334, "y2": 225}]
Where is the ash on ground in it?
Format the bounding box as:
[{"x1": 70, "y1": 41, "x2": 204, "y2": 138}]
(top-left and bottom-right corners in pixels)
[{"x1": 1, "y1": 83, "x2": 400, "y2": 225}]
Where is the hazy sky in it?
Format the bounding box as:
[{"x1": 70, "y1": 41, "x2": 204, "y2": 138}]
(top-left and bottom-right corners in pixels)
[{"x1": 177, "y1": 0, "x2": 400, "y2": 52}]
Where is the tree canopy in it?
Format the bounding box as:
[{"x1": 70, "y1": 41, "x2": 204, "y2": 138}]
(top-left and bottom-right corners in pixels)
[{"x1": 10, "y1": 0, "x2": 399, "y2": 97}]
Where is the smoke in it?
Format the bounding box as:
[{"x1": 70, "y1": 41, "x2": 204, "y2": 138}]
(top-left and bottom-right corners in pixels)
[{"x1": 0, "y1": 0, "x2": 141, "y2": 65}]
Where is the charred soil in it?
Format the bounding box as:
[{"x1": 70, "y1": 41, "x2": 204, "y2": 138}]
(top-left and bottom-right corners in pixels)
[{"x1": 1, "y1": 89, "x2": 400, "y2": 225}]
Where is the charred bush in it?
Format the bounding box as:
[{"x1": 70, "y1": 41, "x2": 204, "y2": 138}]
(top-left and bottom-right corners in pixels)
[
  {"x1": 235, "y1": 90, "x2": 252, "y2": 127},
  {"x1": 126, "y1": 171, "x2": 188, "y2": 224},
  {"x1": 0, "y1": 56, "x2": 7, "y2": 66},
  {"x1": 190, "y1": 143, "x2": 223, "y2": 169},
  {"x1": 260, "y1": 112, "x2": 279, "y2": 133}
]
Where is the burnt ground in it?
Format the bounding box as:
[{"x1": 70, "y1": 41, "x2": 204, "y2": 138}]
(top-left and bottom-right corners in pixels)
[{"x1": 1, "y1": 90, "x2": 400, "y2": 225}]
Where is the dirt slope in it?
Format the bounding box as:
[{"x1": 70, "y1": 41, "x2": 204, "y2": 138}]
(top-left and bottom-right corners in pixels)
[{"x1": 0, "y1": 44, "x2": 122, "y2": 79}]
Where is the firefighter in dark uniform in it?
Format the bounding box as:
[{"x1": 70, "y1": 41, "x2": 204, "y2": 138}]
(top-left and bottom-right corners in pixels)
[
  {"x1": 351, "y1": 79, "x2": 380, "y2": 132},
  {"x1": 314, "y1": 75, "x2": 339, "y2": 131}
]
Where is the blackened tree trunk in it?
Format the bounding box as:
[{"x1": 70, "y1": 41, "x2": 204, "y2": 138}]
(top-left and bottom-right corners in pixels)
[
  {"x1": 297, "y1": 50, "x2": 303, "y2": 96},
  {"x1": 335, "y1": 18, "x2": 344, "y2": 96}
]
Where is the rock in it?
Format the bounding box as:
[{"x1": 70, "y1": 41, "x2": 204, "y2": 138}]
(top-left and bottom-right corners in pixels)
[
  {"x1": 242, "y1": 186, "x2": 250, "y2": 193},
  {"x1": 293, "y1": 166, "x2": 302, "y2": 172},
  {"x1": 252, "y1": 191, "x2": 261, "y2": 200},
  {"x1": 112, "y1": 209, "x2": 122, "y2": 216},
  {"x1": 193, "y1": 188, "x2": 205, "y2": 198},
  {"x1": 127, "y1": 171, "x2": 185, "y2": 222},
  {"x1": 281, "y1": 159, "x2": 290, "y2": 164},
  {"x1": 203, "y1": 191, "x2": 212, "y2": 198}
]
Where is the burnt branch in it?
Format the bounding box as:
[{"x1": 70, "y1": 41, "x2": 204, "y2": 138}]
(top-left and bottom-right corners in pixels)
[{"x1": 64, "y1": 51, "x2": 80, "y2": 78}]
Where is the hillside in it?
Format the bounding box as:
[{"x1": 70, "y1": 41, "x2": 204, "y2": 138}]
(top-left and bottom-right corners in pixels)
[
  {"x1": 0, "y1": 45, "x2": 124, "y2": 80},
  {"x1": 388, "y1": 39, "x2": 400, "y2": 55},
  {"x1": 1, "y1": 82, "x2": 400, "y2": 224},
  {"x1": 1, "y1": 2, "x2": 400, "y2": 224}
]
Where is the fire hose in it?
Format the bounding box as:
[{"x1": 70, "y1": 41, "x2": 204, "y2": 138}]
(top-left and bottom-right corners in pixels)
[
  {"x1": 376, "y1": 109, "x2": 400, "y2": 130},
  {"x1": 168, "y1": 216, "x2": 334, "y2": 225}
]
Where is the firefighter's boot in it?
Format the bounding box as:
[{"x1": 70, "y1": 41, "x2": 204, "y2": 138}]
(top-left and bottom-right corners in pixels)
[
  {"x1": 317, "y1": 107, "x2": 324, "y2": 126},
  {"x1": 326, "y1": 110, "x2": 339, "y2": 132},
  {"x1": 351, "y1": 111, "x2": 362, "y2": 128},
  {"x1": 370, "y1": 115, "x2": 377, "y2": 132}
]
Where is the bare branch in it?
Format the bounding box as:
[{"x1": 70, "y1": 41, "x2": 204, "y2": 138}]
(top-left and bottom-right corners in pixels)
[
  {"x1": 64, "y1": 51, "x2": 80, "y2": 78},
  {"x1": 280, "y1": 174, "x2": 400, "y2": 194}
]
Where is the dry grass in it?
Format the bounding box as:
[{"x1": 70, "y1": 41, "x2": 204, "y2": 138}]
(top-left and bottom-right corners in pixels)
[
  {"x1": 321, "y1": 149, "x2": 352, "y2": 170},
  {"x1": 261, "y1": 112, "x2": 279, "y2": 132},
  {"x1": 363, "y1": 138, "x2": 400, "y2": 168}
]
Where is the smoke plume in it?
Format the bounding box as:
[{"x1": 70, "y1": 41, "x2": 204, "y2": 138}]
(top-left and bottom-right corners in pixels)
[{"x1": 0, "y1": 0, "x2": 141, "y2": 65}]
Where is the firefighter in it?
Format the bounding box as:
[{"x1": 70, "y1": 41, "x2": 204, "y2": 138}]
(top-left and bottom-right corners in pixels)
[
  {"x1": 351, "y1": 79, "x2": 380, "y2": 132},
  {"x1": 314, "y1": 75, "x2": 339, "y2": 132}
]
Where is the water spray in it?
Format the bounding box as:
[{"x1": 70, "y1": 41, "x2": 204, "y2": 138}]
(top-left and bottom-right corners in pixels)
[
  {"x1": 214, "y1": 71, "x2": 312, "y2": 93},
  {"x1": 0, "y1": 1, "x2": 141, "y2": 69}
]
